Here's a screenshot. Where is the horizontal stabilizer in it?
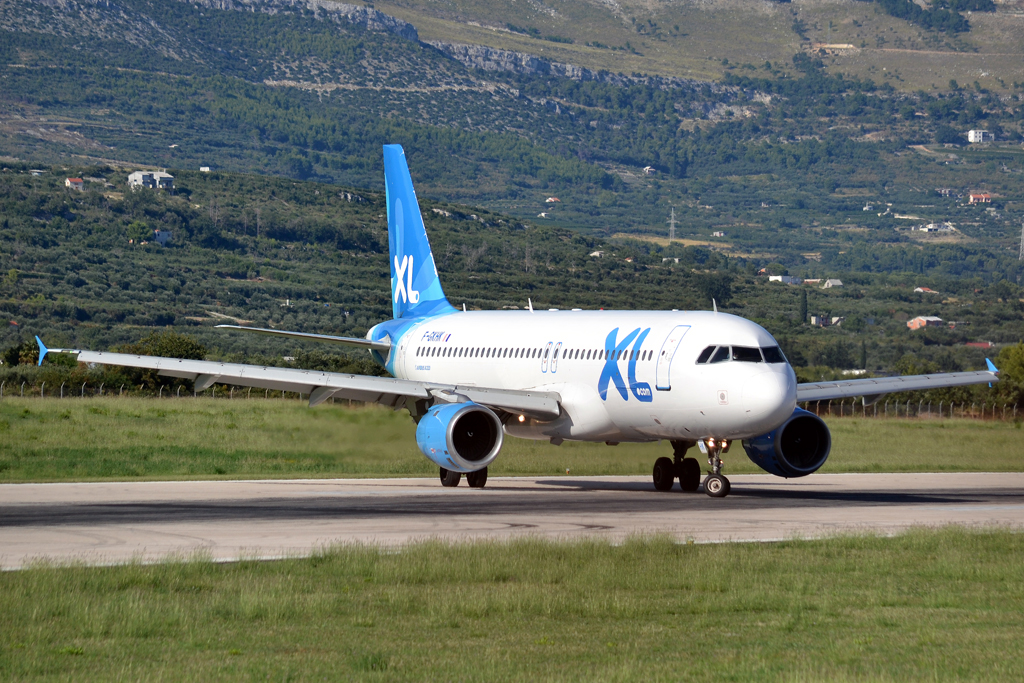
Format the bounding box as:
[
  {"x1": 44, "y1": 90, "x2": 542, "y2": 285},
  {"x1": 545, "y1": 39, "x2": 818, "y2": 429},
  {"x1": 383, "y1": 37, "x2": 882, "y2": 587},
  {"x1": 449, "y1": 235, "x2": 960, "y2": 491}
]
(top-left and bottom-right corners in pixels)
[{"x1": 215, "y1": 325, "x2": 391, "y2": 352}]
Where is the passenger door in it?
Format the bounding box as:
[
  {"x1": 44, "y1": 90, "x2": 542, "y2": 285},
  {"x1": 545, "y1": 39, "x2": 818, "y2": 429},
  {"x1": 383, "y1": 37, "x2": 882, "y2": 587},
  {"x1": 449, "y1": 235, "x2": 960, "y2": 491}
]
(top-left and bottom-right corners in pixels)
[{"x1": 655, "y1": 325, "x2": 690, "y2": 391}]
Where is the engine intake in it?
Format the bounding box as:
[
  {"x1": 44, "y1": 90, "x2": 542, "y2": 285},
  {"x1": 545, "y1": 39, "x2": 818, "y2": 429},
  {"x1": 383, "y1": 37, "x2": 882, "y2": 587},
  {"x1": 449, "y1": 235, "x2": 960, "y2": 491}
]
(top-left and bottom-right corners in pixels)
[
  {"x1": 415, "y1": 402, "x2": 503, "y2": 473},
  {"x1": 742, "y1": 407, "x2": 831, "y2": 478}
]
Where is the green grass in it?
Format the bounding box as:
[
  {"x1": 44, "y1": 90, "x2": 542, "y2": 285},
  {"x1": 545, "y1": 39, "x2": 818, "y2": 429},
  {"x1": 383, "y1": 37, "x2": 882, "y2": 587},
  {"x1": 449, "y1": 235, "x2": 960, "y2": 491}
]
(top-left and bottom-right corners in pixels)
[
  {"x1": 2, "y1": 529, "x2": 1023, "y2": 680},
  {"x1": 0, "y1": 397, "x2": 1021, "y2": 482}
]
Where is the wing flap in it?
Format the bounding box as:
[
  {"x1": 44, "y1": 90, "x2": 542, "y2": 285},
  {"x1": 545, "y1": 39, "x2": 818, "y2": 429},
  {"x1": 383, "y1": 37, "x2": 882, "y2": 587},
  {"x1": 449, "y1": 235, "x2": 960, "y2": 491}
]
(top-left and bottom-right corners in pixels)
[
  {"x1": 797, "y1": 369, "x2": 998, "y2": 402},
  {"x1": 62, "y1": 348, "x2": 561, "y2": 418}
]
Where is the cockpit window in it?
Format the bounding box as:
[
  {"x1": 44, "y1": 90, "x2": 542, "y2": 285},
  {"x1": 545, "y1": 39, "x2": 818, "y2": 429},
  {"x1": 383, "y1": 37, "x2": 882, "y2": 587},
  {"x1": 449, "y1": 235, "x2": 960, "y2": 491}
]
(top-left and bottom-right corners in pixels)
[
  {"x1": 732, "y1": 346, "x2": 763, "y2": 363},
  {"x1": 762, "y1": 346, "x2": 787, "y2": 364},
  {"x1": 709, "y1": 346, "x2": 730, "y2": 364},
  {"x1": 696, "y1": 346, "x2": 715, "y2": 364}
]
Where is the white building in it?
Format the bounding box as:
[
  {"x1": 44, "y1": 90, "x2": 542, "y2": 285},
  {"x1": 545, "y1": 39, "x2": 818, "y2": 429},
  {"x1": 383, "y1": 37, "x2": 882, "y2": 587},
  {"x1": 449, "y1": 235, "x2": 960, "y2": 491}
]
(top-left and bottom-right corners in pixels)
[
  {"x1": 967, "y1": 130, "x2": 993, "y2": 143},
  {"x1": 822, "y1": 279, "x2": 843, "y2": 289},
  {"x1": 153, "y1": 229, "x2": 172, "y2": 246},
  {"x1": 128, "y1": 171, "x2": 174, "y2": 190},
  {"x1": 769, "y1": 275, "x2": 802, "y2": 285},
  {"x1": 65, "y1": 178, "x2": 84, "y2": 191}
]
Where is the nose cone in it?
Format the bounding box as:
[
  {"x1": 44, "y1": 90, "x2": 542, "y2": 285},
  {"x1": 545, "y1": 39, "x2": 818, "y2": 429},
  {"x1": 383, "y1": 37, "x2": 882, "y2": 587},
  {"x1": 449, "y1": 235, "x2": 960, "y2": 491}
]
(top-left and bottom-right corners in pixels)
[{"x1": 742, "y1": 368, "x2": 797, "y2": 429}]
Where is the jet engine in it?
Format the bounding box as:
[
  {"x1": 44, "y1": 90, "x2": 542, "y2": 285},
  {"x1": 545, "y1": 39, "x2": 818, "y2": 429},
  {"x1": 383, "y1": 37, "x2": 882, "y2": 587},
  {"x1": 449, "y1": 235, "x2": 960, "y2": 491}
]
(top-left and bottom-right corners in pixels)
[
  {"x1": 742, "y1": 407, "x2": 831, "y2": 478},
  {"x1": 415, "y1": 402, "x2": 503, "y2": 473}
]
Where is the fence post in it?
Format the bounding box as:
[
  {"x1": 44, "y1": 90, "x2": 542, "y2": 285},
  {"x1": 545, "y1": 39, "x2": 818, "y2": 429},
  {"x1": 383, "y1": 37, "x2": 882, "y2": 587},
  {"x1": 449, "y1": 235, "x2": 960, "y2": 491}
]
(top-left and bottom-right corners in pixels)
[
  {"x1": 918, "y1": 400, "x2": 922, "y2": 417},
  {"x1": 41, "y1": 382, "x2": 45, "y2": 399},
  {"x1": 248, "y1": 388, "x2": 251, "y2": 400},
  {"x1": 60, "y1": 382, "x2": 65, "y2": 398},
  {"x1": 265, "y1": 389, "x2": 268, "y2": 399},
  {"x1": 81, "y1": 382, "x2": 86, "y2": 398},
  {"x1": 177, "y1": 386, "x2": 181, "y2": 398},
  {"x1": 159, "y1": 386, "x2": 163, "y2": 399},
  {"x1": 99, "y1": 383, "x2": 103, "y2": 396},
  {"x1": 1003, "y1": 405, "x2": 1007, "y2": 421},
  {"x1": 21, "y1": 382, "x2": 25, "y2": 397},
  {"x1": 939, "y1": 401, "x2": 943, "y2": 419},
  {"x1": 120, "y1": 384, "x2": 124, "y2": 396},
  {"x1": 1, "y1": 381, "x2": 4, "y2": 398},
  {"x1": 884, "y1": 401, "x2": 889, "y2": 417},
  {"x1": 230, "y1": 387, "x2": 233, "y2": 400}
]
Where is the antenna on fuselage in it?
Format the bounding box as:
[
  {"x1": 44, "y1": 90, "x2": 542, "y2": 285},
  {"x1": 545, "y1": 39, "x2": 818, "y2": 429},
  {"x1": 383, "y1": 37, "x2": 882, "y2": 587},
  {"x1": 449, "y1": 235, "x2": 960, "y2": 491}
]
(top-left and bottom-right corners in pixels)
[
  {"x1": 713, "y1": 298, "x2": 718, "y2": 314},
  {"x1": 528, "y1": 298, "x2": 534, "y2": 313}
]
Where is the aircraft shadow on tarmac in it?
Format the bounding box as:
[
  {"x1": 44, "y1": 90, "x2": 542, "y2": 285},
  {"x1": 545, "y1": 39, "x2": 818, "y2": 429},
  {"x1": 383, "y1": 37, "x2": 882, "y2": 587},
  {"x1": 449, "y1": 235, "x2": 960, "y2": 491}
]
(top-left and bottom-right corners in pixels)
[{"x1": 3, "y1": 483, "x2": 1018, "y2": 528}]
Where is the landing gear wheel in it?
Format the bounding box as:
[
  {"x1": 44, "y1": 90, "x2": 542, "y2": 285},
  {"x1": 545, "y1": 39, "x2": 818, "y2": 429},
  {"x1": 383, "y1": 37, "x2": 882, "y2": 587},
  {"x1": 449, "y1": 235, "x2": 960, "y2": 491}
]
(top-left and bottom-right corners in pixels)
[
  {"x1": 677, "y1": 458, "x2": 701, "y2": 492},
  {"x1": 466, "y1": 467, "x2": 488, "y2": 488},
  {"x1": 439, "y1": 467, "x2": 462, "y2": 487},
  {"x1": 652, "y1": 457, "x2": 675, "y2": 491},
  {"x1": 704, "y1": 473, "x2": 730, "y2": 498}
]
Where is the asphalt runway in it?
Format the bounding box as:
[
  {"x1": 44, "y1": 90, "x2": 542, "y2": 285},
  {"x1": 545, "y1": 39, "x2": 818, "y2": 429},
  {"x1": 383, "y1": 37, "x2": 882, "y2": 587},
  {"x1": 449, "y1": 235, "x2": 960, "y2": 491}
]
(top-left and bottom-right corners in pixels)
[{"x1": 2, "y1": 473, "x2": 1023, "y2": 569}]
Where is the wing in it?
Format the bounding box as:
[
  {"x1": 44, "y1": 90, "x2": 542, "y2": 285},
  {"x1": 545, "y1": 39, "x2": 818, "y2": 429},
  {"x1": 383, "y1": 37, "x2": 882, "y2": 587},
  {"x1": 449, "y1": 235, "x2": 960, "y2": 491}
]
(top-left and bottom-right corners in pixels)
[
  {"x1": 40, "y1": 343, "x2": 560, "y2": 420},
  {"x1": 214, "y1": 324, "x2": 391, "y2": 352},
  {"x1": 797, "y1": 365, "x2": 998, "y2": 404}
]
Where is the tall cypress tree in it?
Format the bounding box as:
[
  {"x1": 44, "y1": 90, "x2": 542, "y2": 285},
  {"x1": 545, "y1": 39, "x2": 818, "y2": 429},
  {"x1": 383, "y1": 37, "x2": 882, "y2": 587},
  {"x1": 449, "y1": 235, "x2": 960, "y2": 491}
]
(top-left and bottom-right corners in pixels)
[{"x1": 799, "y1": 290, "x2": 808, "y2": 324}]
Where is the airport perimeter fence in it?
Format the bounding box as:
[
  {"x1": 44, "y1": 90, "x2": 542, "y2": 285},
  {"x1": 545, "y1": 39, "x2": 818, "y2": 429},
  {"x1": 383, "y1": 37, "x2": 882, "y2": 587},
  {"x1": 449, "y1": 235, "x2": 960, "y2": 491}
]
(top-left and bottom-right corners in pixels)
[
  {"x1": 801, "y1": 399, "x2": 1019, "y2": 421},
  {"x1": 0, "y1": 376, "x2": 1017, "y2": 420}
]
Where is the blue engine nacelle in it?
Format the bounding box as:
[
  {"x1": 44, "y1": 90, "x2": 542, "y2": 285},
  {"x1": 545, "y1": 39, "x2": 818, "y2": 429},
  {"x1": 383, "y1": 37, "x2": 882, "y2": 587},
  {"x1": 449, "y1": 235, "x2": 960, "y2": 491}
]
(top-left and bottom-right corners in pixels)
[
  {"x1": 742, "y1": 407, "x2": 831, "y2": 478},
  {"x1": 415, "y1": 402, "x2": 504, "y2": 473}
]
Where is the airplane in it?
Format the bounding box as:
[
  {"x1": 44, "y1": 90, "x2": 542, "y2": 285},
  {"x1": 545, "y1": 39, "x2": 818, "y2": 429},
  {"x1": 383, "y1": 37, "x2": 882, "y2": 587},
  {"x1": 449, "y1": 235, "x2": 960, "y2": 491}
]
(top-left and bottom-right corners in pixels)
[{"x1": 36, "y1": 144, "x2": 1001, "y2": 498}]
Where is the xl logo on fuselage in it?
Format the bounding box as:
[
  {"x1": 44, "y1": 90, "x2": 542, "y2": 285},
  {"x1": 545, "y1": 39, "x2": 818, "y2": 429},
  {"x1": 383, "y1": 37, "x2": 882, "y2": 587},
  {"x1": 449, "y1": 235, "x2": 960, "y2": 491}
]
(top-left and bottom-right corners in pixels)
[
  {"x1": 598, "y1": 327, "x2": 653, "y2": 403},
  {"x1": 393, "y1": 254, "x2": 420, "y2": 305}
]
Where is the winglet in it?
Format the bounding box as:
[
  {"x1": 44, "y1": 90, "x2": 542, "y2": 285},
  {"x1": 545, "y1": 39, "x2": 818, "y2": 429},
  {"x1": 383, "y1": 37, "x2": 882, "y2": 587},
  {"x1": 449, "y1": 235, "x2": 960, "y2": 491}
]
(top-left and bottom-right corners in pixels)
[
  {"x1": 986, "y1": 358, "x2": 999, "y2": 373},
  {"x1": 35, "y1": 336, "x2": 48, "y2": 366}
]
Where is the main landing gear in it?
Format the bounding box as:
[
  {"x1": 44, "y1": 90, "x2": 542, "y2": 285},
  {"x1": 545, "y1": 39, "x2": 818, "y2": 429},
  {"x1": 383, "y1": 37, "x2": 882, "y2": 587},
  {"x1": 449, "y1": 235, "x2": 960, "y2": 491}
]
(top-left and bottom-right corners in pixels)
[
  {"x1": 652, "y1": 441, "x2": 702, "y2": 493},
  {"x1": 439, "y1": 467, "x2": 488, "y2": 488},
  {"x1": 651, "y1": 439, "x2": 731, "y2": 497}
]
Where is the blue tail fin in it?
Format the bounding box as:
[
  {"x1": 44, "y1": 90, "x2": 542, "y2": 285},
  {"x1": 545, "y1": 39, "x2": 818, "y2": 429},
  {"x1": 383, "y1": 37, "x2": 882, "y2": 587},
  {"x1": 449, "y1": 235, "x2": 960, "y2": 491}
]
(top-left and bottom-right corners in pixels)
[{"x1": 383, "y1": 145, "x2": 455, "y2": 320}]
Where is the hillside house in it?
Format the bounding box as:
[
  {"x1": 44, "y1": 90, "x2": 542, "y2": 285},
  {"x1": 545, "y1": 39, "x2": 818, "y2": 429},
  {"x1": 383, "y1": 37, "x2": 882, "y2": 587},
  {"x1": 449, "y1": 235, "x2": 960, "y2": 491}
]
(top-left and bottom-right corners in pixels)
[
  {"x1": 153, "y1": 229, "x2": 172, "y2": 246},
  {"x1": 968, "y1": 192, "x2": 991, "y2": 204},
  {"x1": 545, "y1": 197, "x2": 560, "y2": 203},
  {"x1": 65, "y1": 178, "x2": 84, "y2": 191},
  {"x1": 966, "y1": 341, "x2": 994, "y2": 349},
  {"x1": 128, "y1": 171, "x2": 174, "y2": 190},
  {"x1": 712, "y1": 231, "x2": 726, "y2": 237},
  {"x1": 643, "y1": 166, "x2": 655, "y2": 174},
  {"x1": 822, "y1": 279, "x2": 843, "y2": 289},
  {"x1": 914, "y1": 287, "x2": 940, "y2": 294},
  {"x1": 967, "y1": 130, "x2": 993, "y2": 143},
  {"x1": 769, "y1": 275, "x2": 801, "y2": 285},
  {"x1": 907, "y1": 316, "x2": 943, "y2": 330}
]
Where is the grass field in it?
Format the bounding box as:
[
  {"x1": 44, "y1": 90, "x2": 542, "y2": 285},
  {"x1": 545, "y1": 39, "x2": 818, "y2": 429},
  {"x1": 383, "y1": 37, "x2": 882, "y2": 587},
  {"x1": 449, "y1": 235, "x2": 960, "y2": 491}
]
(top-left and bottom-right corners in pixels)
[
  {"x1": 1, "y1": 529, "x2": 1023, "y2": 680},
  {"x1": 0, "y1": 397, "x2": 1020, "y2": 482}
]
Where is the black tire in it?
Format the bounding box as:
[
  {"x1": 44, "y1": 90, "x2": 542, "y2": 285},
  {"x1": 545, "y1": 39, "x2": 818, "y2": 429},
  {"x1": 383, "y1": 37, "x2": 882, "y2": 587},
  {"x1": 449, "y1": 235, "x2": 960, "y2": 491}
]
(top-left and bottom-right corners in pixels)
[
  {"x1": 466, "y1": 467, "x2": 488, "y2": 488},
  {"x1": 652, "y1": 457, "x2": 675, "y2": 491},
  {"x1": 704, "y1": 474, "x2": 729, "y2": 498},
  {"x1": 677, "y1": 458, "x2": 701, "y2": 492},
  {"x1": 439, "y1": 467, "x2": 462, "y2": 487}
]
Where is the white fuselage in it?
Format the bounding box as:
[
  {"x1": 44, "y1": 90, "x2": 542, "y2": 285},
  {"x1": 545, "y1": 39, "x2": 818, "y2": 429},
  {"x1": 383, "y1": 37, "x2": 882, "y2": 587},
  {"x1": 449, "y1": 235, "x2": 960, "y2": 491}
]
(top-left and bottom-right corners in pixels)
[{"x1": 385, "y1": 309, "x2": 797, "y2": 444}]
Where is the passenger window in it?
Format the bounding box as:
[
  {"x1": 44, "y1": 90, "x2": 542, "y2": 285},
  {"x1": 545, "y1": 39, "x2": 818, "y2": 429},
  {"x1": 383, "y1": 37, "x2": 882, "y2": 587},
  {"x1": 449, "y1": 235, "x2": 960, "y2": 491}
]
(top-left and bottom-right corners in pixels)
[
  {"x1": 696, "y1": 346, "x2": 715, "y2": 363},
  {"x1": 732, "y1": 346, "x2": 763, "y2": 363},
  {"x1": 762, "y1": 346, "x2": 787, "y2": 364},
  {"x1": 709, "y1": 346, "x2": 730, "y2": 364}
]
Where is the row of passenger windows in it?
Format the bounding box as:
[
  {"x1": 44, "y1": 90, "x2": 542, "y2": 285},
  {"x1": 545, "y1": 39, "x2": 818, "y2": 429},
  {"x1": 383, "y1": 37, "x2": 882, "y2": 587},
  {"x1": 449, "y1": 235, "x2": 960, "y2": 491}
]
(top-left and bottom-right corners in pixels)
[
  {"x1": 415, "y1": 345, "x2": 656, "y2": 362},
  {"x1": 695, "y1": 345, "x2": 787, "y2": 364}
]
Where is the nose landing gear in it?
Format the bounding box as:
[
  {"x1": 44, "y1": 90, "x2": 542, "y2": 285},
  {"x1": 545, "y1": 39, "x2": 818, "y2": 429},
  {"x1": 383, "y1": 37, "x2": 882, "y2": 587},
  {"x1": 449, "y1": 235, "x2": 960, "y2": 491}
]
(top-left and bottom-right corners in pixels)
[{"x1": 702, "y1": 440, "x2": 731, "y2": 498}]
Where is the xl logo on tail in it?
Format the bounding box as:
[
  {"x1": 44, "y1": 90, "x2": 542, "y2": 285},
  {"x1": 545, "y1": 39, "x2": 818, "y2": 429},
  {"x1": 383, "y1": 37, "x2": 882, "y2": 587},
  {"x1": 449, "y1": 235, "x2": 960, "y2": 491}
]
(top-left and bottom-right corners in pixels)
[
  {"x1": 393, "y1": 254, "x2": 420, "y2": 305},
  {"x1": 598, "y1": 327, "x2": 653, "y2": 403}
]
